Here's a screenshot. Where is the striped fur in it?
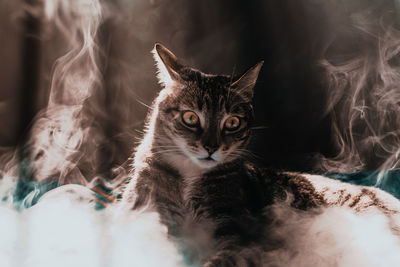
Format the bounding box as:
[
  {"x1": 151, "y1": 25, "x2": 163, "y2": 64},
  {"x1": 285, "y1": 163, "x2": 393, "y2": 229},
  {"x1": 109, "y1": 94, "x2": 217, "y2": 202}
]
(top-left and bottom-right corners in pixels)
[{"x1": 120, "y1": 44, "x2": 400, "y2": 266}]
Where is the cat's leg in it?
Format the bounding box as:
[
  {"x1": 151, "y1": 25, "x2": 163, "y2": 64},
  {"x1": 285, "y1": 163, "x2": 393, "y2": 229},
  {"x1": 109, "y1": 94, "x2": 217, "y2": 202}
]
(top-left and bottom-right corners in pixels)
[{"x1": 189, "y1": 178, "x2": 266, "y2": 266}]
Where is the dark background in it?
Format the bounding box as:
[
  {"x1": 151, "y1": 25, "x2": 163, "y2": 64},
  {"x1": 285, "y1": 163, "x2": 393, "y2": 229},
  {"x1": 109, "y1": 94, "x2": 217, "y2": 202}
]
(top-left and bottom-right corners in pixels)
[{"x1": 0, "y1": 0, "x2": 396, "y2": 177}]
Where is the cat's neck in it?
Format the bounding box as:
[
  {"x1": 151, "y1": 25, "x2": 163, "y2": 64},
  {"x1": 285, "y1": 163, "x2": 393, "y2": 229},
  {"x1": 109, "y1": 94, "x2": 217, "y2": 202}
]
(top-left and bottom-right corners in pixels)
[
  {"x1": 132, "y1": 88, "x2": 172, "y2": 175},
  {"x1": 153, "y1": 138, "x2": 206, "y2": 179}
]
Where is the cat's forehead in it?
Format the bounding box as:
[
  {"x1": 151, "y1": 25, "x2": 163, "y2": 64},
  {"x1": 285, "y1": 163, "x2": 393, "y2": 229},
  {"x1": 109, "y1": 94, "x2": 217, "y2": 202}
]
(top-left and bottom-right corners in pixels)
[
  {"x1": 182, "y1": 71, "x2": 231, "y2": 90},
  {"x1": 195, "y1": 73, "x2": 232, "y2": 88},
  {"x1": 177, "y1": 73, "x2": 234, "y2": 107},
  {"x1": 164, "y1": 70, "x2": 252, "y2": 116}
]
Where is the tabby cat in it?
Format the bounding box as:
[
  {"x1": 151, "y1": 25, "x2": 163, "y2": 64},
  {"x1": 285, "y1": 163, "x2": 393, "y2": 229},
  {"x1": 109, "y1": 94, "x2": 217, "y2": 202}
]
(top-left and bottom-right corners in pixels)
[{"x1": 121, "y1": 43, "x2": 400, "y2": 266}]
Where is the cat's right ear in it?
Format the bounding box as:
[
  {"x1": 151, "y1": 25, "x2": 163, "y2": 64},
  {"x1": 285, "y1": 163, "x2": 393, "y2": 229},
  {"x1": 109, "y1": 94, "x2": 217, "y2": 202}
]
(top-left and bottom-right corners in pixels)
[
  {"x1": 230, "y1": 61, "x2": 264, "y2": 101},
  {"x1": 152, "y1": 43, "x2": 184, "y2": 87}
]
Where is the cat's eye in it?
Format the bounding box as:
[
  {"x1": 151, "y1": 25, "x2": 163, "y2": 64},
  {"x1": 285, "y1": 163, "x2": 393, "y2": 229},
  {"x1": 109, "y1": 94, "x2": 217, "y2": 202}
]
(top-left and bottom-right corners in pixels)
[
  {"x1": 182, "y1": 111, "x2": 200, "y2": 128},
  {"x1": 224, "y1": 116, "x2": 241, "y2": 131}
]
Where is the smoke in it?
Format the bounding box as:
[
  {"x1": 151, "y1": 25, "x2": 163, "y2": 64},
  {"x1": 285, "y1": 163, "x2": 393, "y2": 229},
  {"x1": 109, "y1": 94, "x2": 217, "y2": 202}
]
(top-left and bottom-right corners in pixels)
[
  {"x1": 0, "y1": 1, "x2": 188, "y2": 266},
  {"x1": 14, "y1": 0, "x2": 102, "y2": 184},
  {"x1": 1, "y1": 182, "x2": 400, "y2": 267},
  {"x1": 263, "y1": 201, "x2": 400, "y2": 267},
  {"x1": 316, "y1": 0, "x2": 400, "y2": 182},
  {"x1": 0, "y1": 186, "x2": 186, "y2": 267}
]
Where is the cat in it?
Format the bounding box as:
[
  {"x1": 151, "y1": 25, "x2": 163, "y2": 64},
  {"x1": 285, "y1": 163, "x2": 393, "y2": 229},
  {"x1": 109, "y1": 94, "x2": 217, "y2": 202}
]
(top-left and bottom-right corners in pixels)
[{"x1": 120, "y1": 43, "x2": 400, "y2": 267}]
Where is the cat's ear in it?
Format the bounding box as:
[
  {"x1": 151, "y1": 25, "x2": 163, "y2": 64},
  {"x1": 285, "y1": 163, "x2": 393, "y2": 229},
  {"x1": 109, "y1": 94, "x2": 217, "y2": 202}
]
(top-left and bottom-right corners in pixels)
[
  {"x1": 152, "y1": 43, "x2": 184, "y2": 87},
  {"x1": 230, "y1": 61, "x2": 264, "y2": 100}
]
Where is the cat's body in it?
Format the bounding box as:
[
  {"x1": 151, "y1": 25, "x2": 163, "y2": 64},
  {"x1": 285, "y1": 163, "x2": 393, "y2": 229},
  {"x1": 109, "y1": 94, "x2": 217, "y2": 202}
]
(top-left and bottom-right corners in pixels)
[{"x1": 121, "y1": 44, "x2": 400, "y2": 266}]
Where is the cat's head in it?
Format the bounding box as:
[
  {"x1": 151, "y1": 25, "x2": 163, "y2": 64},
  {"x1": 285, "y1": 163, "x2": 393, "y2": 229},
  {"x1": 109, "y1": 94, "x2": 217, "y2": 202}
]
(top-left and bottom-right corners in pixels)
[{"x1": 151, "y1": 43, "x2": 263, "y2": 170}]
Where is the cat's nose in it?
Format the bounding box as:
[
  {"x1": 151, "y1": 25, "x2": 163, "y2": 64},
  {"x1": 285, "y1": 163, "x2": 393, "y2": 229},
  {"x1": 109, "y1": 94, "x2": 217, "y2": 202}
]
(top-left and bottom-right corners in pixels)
[{"x1": 204, "y1": 145, "x2": 218, "y2": 155}]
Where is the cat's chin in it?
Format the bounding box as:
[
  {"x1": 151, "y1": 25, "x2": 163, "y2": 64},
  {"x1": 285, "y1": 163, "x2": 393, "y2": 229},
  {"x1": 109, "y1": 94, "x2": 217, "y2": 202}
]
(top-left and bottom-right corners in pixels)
[
  {"x1": 194, "y1": 158, "x2": 219, "y2": 169},
  {"x1": 159, "y1": 151, "x2": 218, "y2": 177}
]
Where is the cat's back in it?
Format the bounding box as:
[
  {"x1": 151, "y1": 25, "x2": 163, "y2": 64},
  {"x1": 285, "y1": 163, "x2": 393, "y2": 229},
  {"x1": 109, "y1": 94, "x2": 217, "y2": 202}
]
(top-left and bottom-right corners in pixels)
[
  {"x1": 282, "y1": 171, "x2": 400, "y2": 214},
  {"x1": 223, "y1": 162, "x2": 400, "y2": 215}
]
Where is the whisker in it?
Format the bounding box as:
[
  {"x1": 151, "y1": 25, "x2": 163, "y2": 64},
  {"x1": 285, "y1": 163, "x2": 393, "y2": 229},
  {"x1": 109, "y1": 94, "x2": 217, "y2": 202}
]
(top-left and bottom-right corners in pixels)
[
  {"x1": 151, "y1": 149, "x2": 183, "y2": 155},
  {"x1": 227, "y1": 64, "x2": 237, "y2": 101},
  {"x1": 229, "y1": 64, "x2": 236, "y2": 84},
  {"x1": 250, "y1": 126, "x2": 269, "y2": 130},
  {"x1": 151, "y1": 145, "x2": 180, "y2": 148},
  {"x1": 229, "y1": 149, "x2": 261, "y2": 160},
  {"x1": 152, "y1": 148, "x2": 182, "y2": 152},
  {"x1": 136, "y1": 99, "x2": 153, "y2": 110}
]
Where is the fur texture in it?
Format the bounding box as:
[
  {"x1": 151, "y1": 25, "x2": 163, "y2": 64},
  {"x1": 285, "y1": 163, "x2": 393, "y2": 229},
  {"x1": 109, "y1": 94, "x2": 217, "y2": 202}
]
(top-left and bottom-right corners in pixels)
[{"x1": 121, "y1": 44, "x2": 400, "y2": 266}]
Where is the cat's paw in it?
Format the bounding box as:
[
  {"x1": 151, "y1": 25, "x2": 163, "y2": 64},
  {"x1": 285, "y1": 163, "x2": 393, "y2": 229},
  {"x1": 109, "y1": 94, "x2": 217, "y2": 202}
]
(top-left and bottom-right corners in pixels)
[{"x1": 203, "y1": 248, "x2": 261, "y2": 267}]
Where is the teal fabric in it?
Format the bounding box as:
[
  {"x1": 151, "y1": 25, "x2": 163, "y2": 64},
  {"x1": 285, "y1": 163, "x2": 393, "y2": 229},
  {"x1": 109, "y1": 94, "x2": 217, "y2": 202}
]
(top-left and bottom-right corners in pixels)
[
  {"x1": 9, "y1": 157, "x2": 400, "y2": 210},
  {"x1": 325, "y1": 170, "x2": 400, "y2": 199}
]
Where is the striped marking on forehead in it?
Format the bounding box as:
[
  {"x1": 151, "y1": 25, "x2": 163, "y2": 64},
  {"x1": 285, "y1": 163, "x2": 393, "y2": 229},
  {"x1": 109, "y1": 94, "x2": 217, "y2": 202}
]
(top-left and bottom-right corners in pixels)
[
  {"x1": 199, "y1": 94, "x2": 229, "y2": 131},
  {"x1": 200, "y1": 90, "x2": 229, "y2": 112}
]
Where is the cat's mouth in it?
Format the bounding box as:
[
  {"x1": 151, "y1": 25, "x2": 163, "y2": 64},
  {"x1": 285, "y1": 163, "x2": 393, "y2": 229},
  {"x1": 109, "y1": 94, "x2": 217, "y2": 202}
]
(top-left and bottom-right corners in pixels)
[
  {"x1": 199, "y1": 155, "x2": 216, "y2": 161},
  {"x1": 195, "y1": 155, "x2": 218, "y2": 169}
]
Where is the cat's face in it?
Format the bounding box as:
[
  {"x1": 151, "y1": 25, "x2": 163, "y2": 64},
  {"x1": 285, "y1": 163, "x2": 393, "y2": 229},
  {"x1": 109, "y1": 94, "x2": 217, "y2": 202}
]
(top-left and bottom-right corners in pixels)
[
  {"x1": 152, "y1": 44, "x2": 263, "y2": 170},
  {"x1": 157, "y1": 75, "x2": 254, "y2": 169}
]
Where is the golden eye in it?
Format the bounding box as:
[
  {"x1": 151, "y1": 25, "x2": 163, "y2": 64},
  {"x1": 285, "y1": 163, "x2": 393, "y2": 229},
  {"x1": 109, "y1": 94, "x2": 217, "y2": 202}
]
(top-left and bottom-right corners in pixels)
[
  {"x1": 182, "y1": 111, "x2": 200, "y2": 127},
  {"x1": 224, "y1": 116, "x2": 241, "y2": 131}
]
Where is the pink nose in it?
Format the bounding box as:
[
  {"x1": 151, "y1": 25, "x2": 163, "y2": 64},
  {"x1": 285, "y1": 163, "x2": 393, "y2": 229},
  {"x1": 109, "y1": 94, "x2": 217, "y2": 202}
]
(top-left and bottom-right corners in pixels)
[{"x1": 204, "y1": 145, "x2": 218, "y2": 154}]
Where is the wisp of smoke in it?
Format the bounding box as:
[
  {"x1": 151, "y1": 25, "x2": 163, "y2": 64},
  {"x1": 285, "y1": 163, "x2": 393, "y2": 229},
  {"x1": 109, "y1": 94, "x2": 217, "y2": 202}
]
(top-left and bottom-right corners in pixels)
[
  {"x1": 23, "y1": 0, "x2": 104, "y2": 184},
  {"x1": 317, "y1": 1, "x2": 400, "y2": 185}
]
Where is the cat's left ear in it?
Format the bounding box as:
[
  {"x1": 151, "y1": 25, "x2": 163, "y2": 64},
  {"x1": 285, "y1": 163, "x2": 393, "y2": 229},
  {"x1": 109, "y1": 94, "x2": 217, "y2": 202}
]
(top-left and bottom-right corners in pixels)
[
  {"x1": 152, "y1": 43, "x2": 184, "y2": 87},
  {"x1": 230, "y1": 61, "x2": 264, "y2": 101}
]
